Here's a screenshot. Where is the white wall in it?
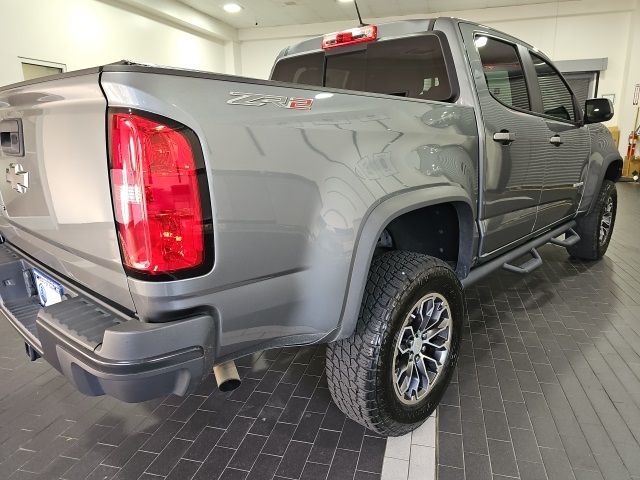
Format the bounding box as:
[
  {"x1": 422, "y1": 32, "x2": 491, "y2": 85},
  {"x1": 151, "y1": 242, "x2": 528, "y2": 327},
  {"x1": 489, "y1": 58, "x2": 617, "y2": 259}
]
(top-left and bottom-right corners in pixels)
[
  {"x1": 3, "y1": 0, "x2": 640, "y2": 156},
  {"x1": 0, "y1": 0, "x2": 228, "y2": 87},
  {"x1": 238, "y1": 0, "x2": 636, "y2": 145}
]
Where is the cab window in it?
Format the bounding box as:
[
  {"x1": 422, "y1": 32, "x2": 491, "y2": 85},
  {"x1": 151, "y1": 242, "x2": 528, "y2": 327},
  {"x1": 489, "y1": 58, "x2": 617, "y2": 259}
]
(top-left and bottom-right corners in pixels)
[
  {"x1": 531, "y1": 53, "x2": 576, "y2": 122},
  {"x1": 475, "y1": 35, "x2": 530, "y2": 111},
  {"x1": 272, "y1": 35, "x2": 455, "y2": 102}
]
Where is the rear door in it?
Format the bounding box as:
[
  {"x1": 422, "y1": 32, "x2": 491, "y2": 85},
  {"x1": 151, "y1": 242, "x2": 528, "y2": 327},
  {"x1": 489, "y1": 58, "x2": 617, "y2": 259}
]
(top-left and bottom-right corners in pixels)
[
  {"x1": 526, "y1": 52, "x2": 590, "y2": 228},
  {"x1": 460, "y1": 23, "x2": 548, "y2": 256}
]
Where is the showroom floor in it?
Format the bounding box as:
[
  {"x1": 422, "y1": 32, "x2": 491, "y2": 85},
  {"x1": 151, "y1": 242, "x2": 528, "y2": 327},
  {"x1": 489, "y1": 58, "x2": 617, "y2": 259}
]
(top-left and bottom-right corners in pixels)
[
  {"x1": 437, "y1": 182, "x2": 640, "y2": 480},
  {"x1": 0, "y1": 182, "x2": 639, "y2": 480}
]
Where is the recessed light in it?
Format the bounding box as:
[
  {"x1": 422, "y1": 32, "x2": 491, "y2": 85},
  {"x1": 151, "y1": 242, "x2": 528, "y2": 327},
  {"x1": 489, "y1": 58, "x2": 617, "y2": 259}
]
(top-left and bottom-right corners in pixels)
[
  {"x1": 474, "y1": 36, "x2": 488, "y2": 48},
  {"x1": 223, "y1": 3, "x2": 243, "y2": 13},
  {"x1": 337, "y1": 0, "x2": 354, "y2": 3}
]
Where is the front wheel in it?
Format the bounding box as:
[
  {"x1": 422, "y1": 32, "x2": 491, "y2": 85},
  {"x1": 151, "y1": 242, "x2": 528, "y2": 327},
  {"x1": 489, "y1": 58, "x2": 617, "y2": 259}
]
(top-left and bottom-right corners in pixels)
[
  {"x1": 326, "y1": 251, "x2": 463, "y2": 436},
  {"x1": 567, "y1": 180, "x2": 617, "y2": 260}
]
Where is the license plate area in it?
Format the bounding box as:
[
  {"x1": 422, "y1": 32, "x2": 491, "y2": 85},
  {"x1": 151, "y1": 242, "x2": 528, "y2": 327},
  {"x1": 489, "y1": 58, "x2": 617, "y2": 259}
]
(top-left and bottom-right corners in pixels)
[{"x1": 32, "y1": 268, "x2": 64, "y2": 307}]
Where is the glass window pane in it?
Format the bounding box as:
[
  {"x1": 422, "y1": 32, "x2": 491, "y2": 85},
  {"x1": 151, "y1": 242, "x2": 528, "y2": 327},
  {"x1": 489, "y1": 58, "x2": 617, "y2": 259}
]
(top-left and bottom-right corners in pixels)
[
  {"x1": 475, "y1": 36, "x2": 530, "y2": 111},
  {"x1": 272, "y1": 35, "x2": 455, "y2": 102},
  {"x1": 271, "y1": 52, "x2": 324, "y2": 86},
  {"x1": 532, "y1": 53, "x2": 575, "y2": 122},
  {"x1": 325, "y1": 51, "x2": 366, "y2": 91},
  {"x1": 364, "y1": 35, "x2": 453, "y2": 101}
]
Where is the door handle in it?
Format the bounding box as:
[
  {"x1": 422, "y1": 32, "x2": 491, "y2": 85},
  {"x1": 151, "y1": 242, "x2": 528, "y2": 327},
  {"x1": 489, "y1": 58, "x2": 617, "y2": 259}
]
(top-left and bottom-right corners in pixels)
[
  {"x1": 549, "y1": 135, "x2": 564, "y2": 146},
  {"x1": 493, "y1": 131, "x2": 516, "y2": 146},
  {"x1": 0, "y1": 119, "x2": 24, "y2": 157}
]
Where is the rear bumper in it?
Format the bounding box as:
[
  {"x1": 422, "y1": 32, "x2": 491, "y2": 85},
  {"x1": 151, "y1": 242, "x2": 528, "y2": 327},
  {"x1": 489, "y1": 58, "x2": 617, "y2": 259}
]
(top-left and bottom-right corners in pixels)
[
  {"x1": 37, "y1": 303, "x2": 213, "y2": 402},
  {"x1": 0, "y1": 244, "x2": 215, "y2": 403}
]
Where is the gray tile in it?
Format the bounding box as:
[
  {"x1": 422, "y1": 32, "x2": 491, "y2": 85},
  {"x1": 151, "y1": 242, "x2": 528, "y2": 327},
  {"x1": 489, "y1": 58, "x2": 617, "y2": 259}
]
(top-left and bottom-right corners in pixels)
[
  {"x1": 560, "y1": 433, "x2": 598, "y2": 471},
  {"x1": 228, "y1": 434, "x2": 268, "y2": 471},
  {"x1": 511, "y1": 427, "x2": 543, "y2": 463},
  {"x1": 573, "y1": 469, "x2": 604, "y2": 480},
  {"x1": 302, "y1": 462, "x2": 331, "y2": 480},
  {"x1": 438, "y1": 465, "x2": 465, "y2": 480},
  {"x1": 504, "y1": 401, "x2": 532, "y2": 430},
  {"x1": 540, "y1": 447, "x2": 576, "y2": 480},
  {"x1": 439, "y1": 432, "x2": 464, "y2": 468},
  {"x1": 518, "y1": 460, "x2": 548, "y2": 480},
  {"x1": 483, "y1": 410, "x2": 510, "y2": 441},
  {"x1": 464, "y1": 452, "x2": 492, "y2": 480},
  {"x1": 477, "y1": 366, "x2": 500, "y2": 388},
  {"x1": 262, "y1": 422, "x2": 297, "y2": 456},
  {"x1": 462, "y1": 420, "x2": 489, "y2": 455},
  {"x1": 327, "y1": 448, "x2": 359, "y2": 480},
  {"x1": 480, "y1": 386, "x2": 504, "y2": 412},
  {"x1": 357, "y1": 436, "x2": 386, "y2": 474},
  {"x1": 308, "y1": 429, "x2": 340, "y2": 464},
  {"x1": 337, "y1": 419, "x2": 365, "y2": 451},
  {"x1": 276, "y1": 440, "x2": 312, "y2": 479},
  {"x1": 487, "y1": 439, "x2": 518, "y2": 477},
  {"x1": 460, "y1": 395, "x2": 484, "y2": 424},
  {"x1": 439, "y1": 405, "x2": 462, "y2": 434},
  {"x1": 517, "y1": 370, "x2": 544, "y2": 394},
  {"x1": 594, "y1": 453, "x2": 633, "y2": 480},
  {"x1": 523, "y1": 392, "x2": 552, "y2": 418},
  {"x1": 616, "y1": 442, "x2": 640, "y2": 477}
]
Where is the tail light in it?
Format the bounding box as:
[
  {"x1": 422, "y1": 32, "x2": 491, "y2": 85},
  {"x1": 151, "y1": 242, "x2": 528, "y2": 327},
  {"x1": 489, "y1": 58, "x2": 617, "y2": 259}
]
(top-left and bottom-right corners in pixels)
[
  {"x1": 108, "y1": 110, "x2": 212, "y2": 279},
  {"x1": 322, "y1": 25, "x2": 378, "y2": 49}
]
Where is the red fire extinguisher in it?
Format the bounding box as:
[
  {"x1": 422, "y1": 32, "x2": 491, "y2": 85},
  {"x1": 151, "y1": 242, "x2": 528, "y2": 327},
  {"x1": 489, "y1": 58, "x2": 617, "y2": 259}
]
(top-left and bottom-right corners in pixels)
[{"x1": 628, "y1": 130, "x2": 638, "y2": 159}]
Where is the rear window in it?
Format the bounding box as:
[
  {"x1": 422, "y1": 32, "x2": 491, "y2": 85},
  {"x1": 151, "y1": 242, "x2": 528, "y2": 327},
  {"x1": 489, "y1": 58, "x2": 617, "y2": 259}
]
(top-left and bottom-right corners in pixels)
[{"x1": 271, "y1": 34, "x2": 455, "y2": 102}]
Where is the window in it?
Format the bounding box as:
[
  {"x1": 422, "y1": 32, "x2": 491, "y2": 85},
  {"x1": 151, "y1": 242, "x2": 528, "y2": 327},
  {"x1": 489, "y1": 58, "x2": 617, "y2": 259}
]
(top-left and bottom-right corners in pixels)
[
  {"x1": 271, "y1": 35, "x2": 455, "y2": 102},
  {"x1": 20, "y1": 58, "x2": 66, "y2": 81},
  {"x1": 269, "y1": 52, "x2": 323, "y2": 87},
  {"x1": 531, "y1": 53, "x2": 576, "y2": 122},
  {"x1": 562, "y1": 72, "x2": 597, "y2": 109},
  {"x1": 475, "y1": 36, "x2": 530, "y2": 111}
]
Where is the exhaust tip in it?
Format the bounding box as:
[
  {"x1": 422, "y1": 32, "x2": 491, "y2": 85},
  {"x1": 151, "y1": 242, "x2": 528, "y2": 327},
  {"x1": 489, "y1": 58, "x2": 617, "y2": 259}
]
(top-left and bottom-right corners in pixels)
[
  {"x1": 213, "y1": 360, "x2": 241, "y2": 392},
  {"x1": 218, "y1": 378, "x2": 241, "y2": 392}
]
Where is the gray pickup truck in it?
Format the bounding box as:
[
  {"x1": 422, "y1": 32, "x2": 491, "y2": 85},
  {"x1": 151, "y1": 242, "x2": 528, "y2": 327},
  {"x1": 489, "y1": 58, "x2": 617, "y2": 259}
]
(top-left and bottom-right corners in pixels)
[{"x1": 0, "y1": 18, "x2": 621, "y2": 436}]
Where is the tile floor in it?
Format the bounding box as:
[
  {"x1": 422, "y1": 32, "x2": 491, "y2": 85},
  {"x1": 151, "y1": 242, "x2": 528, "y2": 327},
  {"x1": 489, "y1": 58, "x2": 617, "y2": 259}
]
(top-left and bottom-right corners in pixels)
[
  {"x1": 0, "y1": 340, "x2": 386, "y2": 479},
  {"x1": 437, "y1": 182, "x2": 640, "y2": 480}
]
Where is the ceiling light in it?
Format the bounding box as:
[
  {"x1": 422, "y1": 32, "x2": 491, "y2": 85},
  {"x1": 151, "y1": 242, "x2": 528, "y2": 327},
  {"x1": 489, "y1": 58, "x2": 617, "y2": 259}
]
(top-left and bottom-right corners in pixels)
[
  {"x1": 223, "y1": 3, "x2": 243, "y2": 13},
  {"x1": 337, "y1": 0, "x2": 354, "y2": 3},
  {"x1": 474, "y1": 36, "x2": 488, "y2": 48}
]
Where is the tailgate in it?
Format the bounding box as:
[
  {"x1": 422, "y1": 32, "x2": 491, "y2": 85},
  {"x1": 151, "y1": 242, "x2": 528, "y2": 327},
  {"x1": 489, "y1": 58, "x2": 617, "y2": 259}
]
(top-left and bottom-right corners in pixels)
[{"x1": 0, "y1": 73, "x2": 134, "y2": 311}]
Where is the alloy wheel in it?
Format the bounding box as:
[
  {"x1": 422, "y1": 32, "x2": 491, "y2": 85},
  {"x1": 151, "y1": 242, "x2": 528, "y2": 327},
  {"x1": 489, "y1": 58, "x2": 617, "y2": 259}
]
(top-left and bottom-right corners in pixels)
[
  {"x1": 392, "y1": 293, "x2": 452, "y2": 405},
  {"x1": 599, "y1": 196, "x2": 614, "y2": 246}
]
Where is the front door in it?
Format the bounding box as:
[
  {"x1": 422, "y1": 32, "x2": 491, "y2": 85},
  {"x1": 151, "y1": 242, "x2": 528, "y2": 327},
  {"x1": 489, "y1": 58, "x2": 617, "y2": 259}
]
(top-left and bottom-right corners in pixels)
[
  {"x1": 526, "y1": 52, "x2": 591, "y2": 229},
  {"x1": 460, "y1": 24, "x2": 548, "y2": 257}
]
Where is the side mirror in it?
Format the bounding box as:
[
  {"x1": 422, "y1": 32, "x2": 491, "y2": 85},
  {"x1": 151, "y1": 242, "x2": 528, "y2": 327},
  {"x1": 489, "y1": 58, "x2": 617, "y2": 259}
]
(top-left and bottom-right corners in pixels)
[{"x1": 584, "y1": 98, "x2": 614, "y2": 124}]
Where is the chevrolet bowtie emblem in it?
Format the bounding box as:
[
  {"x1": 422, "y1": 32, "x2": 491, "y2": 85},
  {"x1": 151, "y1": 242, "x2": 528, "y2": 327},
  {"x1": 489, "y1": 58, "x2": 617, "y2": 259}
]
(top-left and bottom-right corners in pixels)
[{"x1": 6, "y1": 163, "x2": 29, "y2": 194}]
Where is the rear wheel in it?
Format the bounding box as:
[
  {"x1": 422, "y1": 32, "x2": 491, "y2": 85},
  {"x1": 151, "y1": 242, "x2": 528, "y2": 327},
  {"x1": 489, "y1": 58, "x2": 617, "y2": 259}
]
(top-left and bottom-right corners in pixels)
[
  {"x1": 326, "y1": 251, "x2": 463, "y2": 436},
  {"x1": 567, "y1": 180, "x2": 617, "y2": 260}
]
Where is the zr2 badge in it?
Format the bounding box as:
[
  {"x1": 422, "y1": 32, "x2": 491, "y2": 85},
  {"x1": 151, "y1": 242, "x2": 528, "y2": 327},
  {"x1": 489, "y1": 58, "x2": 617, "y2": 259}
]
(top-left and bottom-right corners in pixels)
[{"x1": 227, "y1": 92, "x2": 314, "y2": 110}]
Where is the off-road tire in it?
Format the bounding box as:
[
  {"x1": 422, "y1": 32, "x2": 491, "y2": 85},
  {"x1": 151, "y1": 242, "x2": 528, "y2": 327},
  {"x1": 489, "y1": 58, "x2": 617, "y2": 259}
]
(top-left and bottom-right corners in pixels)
[
  {"x1": 326, "y1": 251, "x2": 463, "y2": 436},
  {"x1": 567, "y1": 180, "x2": 617, "y2": 260}
]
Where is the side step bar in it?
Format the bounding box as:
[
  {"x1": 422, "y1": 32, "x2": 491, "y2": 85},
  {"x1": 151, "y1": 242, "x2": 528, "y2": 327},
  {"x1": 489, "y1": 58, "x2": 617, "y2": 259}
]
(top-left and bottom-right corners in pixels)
[
  {"x1": 462, "y1": 221, "x2": 578, "y2": 288},
  {"x1": 503, "y1": 248, "x2": 542, "y2": 274},
  {"x1": 549, "y1": 228, "x2": 580, "y2": 247}
]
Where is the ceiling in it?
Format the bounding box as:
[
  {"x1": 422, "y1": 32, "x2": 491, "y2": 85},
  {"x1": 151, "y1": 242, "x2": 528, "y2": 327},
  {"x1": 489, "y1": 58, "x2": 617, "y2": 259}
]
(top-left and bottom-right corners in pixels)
[{"x1": 177, "y1": 0, "x2": 567, "y2": 29}]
